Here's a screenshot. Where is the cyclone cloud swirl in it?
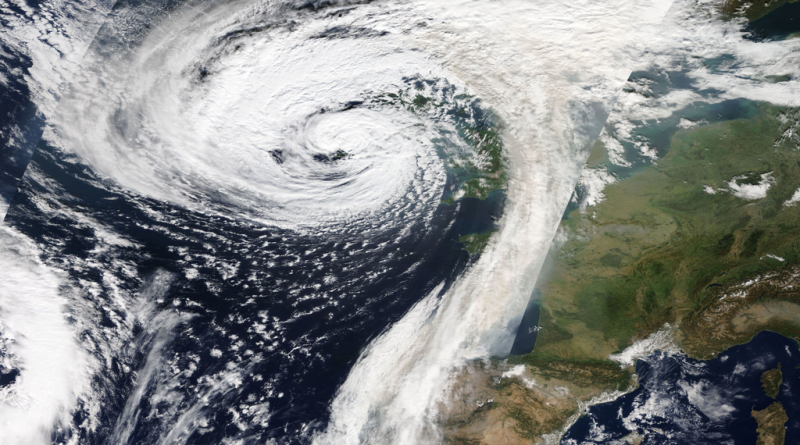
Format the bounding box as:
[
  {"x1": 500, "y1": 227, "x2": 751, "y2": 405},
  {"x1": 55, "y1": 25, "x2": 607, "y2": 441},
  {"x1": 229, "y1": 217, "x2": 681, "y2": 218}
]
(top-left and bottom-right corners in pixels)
[
  {"x1": 54, "y1": 1, "x2": 462, "y2": 230},
  {"x1": 0, "y1": 0, "x2": 673, "y2": 444}
]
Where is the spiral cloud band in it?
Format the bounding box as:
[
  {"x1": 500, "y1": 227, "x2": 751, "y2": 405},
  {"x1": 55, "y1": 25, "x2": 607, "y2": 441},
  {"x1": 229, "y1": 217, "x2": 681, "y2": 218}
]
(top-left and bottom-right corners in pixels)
[
  {"x1": 0, "y1": 0, "x2": 677, "y2": 444},
  {"x1": 55, "y1": 3, "x2": 460, "y2": 230}
]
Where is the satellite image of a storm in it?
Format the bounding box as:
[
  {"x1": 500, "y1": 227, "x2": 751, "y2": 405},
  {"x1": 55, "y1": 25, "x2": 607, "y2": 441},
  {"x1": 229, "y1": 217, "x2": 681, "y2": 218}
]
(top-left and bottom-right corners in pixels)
[{"x1": 2, "y1": 0, "x2": 800, "y2": 444}]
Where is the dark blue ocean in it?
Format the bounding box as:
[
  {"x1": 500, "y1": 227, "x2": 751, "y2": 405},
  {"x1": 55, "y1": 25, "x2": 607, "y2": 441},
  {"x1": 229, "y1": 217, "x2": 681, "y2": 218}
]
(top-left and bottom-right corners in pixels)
[
  {"x1": 4, "y1": 109, "x2": 510, "y2": 445},
  {"x1": 563, "y1": 331, "x2": 800, "y2": 445},
  {"x1": 2, "y1": 0, "x2": 800, "y2": 444},
  {"x1": 0, "y1": 1, "x2": 506, "y2": 443}
]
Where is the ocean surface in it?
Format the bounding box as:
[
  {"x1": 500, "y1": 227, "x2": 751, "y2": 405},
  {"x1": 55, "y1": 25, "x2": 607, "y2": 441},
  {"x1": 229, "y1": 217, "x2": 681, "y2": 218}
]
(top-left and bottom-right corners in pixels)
[
  {"x1": 563, "y1": 331, "x2": 800, "y2": 445},
  {"x1": 10, "y1": 0, "x2": 798, "y2": 443},
  {"x1": 3, "y1": 133, "x2": 502, "y2": 443},
  {"x1": 0, "y1": 1, "x2": 512, "y2": 442}
]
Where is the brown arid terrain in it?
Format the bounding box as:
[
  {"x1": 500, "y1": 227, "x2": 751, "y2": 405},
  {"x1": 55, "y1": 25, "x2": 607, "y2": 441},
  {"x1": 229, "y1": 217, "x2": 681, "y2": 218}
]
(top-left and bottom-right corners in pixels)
[
  {"x1": 752, "y1": 402, "x2": 788, "y2": 445},
  {"x1": 437, "y1": 361, "x2": 633, "y2": 445},
  {"x1": 751, "y1": 364, "x2": 787, "y2": 445}
]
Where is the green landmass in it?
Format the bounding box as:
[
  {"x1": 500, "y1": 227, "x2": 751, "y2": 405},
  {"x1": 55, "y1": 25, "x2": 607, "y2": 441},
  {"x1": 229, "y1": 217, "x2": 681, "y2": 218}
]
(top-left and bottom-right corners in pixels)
[
  {"x1": 376, "y1": 80, "x2": 508, "y2": 257},
  {"x1": 459, "y1": 231, "x2": 496, "y2": 256},
  {"x1": 766, "y1": 75, "x2": 793, "y2": 83},
  {"x1": 437, "y1": 81, "x2": 800, "y2": 444},
  {"x1": 761, "y1": 364, "x2": 783, "y2": 399},
  {"x1": 376, "y1": 83, "x2": 508, "y2": 205},
  {"x1": 529, "y1": 104, "x2": 800, "y2": 373},
  {"x1": 439, "y1": 102, "x2": 800, "y2": 444},
  {"x1": 752, "y1": 401, "x2": 788, "y2": 445},
  {"x1": 442, "y1": 124, "x2": 506, "y2": 203},
  {"x1": 723, "y1": 0, "x2": 799, "y2": 21}
]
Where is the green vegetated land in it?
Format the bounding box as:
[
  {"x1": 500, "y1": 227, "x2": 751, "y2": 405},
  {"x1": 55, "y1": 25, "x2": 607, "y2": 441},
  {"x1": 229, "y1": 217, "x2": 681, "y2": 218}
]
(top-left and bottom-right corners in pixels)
[
  {"x1": 443, "y1": 123, "x2": 506, "y2": 203},
  {"x1": 761, "y1": 364, "x2": 783, "y2": 399},
  {"x1": 376, "y1": 80, "x2": 507, "y2": 257},
  {"x1": 458, "y1": 231, "x2": 496, "y2": 256},
  {"x1": 513, "y1": 104, "x2": 800, "y2": 386},
  {"x1": 376, "y1": 83, "x2": 507, "y2": 204}
]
